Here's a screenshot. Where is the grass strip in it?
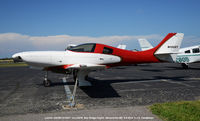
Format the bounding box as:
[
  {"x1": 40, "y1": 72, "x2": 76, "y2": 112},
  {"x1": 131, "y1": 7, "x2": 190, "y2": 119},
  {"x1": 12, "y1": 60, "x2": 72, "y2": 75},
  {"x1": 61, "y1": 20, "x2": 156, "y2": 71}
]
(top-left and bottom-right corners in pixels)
[
  {"x1": 150, "y1": 100, "x2": 200, "y2": 121},
  {"x1": 0, "y1": 63, "x2": 28, "y2": 67}
]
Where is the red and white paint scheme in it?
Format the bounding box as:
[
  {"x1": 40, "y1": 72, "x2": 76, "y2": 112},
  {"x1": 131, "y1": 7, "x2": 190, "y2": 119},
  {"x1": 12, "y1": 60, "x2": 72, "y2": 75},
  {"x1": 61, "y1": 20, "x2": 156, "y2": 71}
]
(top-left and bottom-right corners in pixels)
[
  {"x1": 12, "y1": 33, "x2": 184, "y2": 87},
  {"x1": 139, "y1": 34, "x2": 200, "y2": 69}
]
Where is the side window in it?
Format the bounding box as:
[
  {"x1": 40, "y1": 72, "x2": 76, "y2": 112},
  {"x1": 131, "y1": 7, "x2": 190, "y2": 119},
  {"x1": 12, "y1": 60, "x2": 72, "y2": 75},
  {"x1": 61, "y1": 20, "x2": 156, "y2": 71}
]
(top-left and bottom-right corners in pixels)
[
  {"x1": 103, "y1": 47, "x2": 113, "y2": 54},
  {"x1": 68, "y1": 44, "x2": 96, "y2": 52},
  {"x1": 192, "y1": 48, "x2": 200, "y2": 53},
  {"x1": 185, "y1": 50, "x2": 191, "y2": 53}
]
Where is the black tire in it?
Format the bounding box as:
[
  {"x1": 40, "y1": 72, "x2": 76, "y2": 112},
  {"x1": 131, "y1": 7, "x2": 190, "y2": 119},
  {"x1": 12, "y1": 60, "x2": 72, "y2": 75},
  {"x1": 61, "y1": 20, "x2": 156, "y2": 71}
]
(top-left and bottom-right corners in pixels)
[
  {"x1": 85, "y1": 75, "x2": 89, "y2": 80},
  {"x1": 43, "y1": 79, "x2": 52, "y2": 87},
  {"x1": 181, "y1": 63, "x2": 189, "y2": 69},
  {"x1": 73, "y1": 70, "x2": 78, "y2": 81}
]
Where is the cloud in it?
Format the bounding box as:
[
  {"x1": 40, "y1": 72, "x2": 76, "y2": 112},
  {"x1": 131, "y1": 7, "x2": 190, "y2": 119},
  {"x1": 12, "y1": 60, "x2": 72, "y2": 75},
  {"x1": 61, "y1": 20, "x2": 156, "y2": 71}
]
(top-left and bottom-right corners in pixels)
[
  {"x1": 0, "y1": 33, "x2": 30, "y2": 42},
  {"x1": 0, "y1": 33, "x2": 161, "y2": 52},
  {"x1": 182, "y1": 35, "x2": 200, "y2": 47},
  {"x1": 1, "y1": 32, "x2": 199, "y2": 58},
  {"x1": 29, "y1": 34, "x2": 162, "y2": 48}
]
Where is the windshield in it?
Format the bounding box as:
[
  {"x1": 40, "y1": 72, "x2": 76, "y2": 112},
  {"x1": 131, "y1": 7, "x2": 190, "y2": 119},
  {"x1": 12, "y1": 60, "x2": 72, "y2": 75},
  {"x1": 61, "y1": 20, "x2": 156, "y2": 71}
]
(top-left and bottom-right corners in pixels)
[{"x1": 68, "y1": 43, "x2": 96, "y2": 52}]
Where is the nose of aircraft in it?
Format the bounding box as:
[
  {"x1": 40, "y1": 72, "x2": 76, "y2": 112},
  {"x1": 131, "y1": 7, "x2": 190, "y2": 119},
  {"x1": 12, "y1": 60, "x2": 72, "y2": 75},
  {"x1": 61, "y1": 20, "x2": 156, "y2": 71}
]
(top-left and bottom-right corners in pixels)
[{"x1": 12, "y1": 53, "x2": 23, "y2": 62}]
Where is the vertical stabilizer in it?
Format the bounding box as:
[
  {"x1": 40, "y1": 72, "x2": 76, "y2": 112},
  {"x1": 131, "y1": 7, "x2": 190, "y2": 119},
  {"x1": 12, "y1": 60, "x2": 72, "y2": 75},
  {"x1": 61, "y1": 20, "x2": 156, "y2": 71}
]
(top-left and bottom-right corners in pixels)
[
  {"x1": 154, "y1": 33, "x2": 184, "y2": 54},
  {"x1": 117, "y1": 44, "x2": 127, "y2": 49},
  {"x1": 138, "y1": 39, "x2": 153, "y2": 51},
  {"x1": 154, "y1": 33, "x2": 184, "y2": 62}
]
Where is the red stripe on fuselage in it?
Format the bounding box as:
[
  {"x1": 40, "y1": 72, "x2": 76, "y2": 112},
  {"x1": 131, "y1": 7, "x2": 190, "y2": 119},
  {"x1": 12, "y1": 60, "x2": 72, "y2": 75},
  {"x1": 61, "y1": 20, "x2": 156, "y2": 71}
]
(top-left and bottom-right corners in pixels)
[
  {"x1": 95, "y1": 33, "x2": 176, "y2": 65},
  {"x1": 65, "y1": 33, "x2": 176, "y2": 67}
]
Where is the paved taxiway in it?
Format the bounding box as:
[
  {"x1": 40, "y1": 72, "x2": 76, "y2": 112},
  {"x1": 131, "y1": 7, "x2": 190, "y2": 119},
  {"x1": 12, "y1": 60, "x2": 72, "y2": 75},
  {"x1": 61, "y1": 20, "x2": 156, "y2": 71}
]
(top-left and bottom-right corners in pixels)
[{"x1": 0, "y1": 63, "x2": 200, "y2": 120}]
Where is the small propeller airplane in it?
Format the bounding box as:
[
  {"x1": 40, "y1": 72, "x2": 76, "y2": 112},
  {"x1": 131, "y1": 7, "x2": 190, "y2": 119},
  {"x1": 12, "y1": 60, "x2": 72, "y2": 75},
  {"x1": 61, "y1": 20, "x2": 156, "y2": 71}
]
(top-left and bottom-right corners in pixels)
[
  {"x1": 12, "y1": 33, "x2": 184, "y2": 87},
  {"x1": 138, "y1": 36, "x2": 200, "y2": 68},
  {"x1": 12, "y1": 33, "x2": 183, "y2": 106}
]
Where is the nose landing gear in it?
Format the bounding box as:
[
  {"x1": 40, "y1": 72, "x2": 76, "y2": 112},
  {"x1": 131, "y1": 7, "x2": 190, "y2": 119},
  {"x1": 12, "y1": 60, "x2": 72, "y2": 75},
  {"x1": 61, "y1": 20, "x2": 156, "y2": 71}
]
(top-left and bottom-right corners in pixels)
[{"x1": 43, "y1": 71, "x2": 52, "y2": 87}]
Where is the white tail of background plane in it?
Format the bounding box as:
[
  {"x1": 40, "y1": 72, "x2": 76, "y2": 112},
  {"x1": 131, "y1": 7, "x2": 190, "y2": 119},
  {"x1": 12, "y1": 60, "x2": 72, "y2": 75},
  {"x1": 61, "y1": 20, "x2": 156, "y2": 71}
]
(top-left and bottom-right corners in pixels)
[
  {"x1": 138, "y1": 39, "x2": 153, "y2": 51},
  {"x1": 117, "y1": 44, "x2": 127, "y2": 49}
]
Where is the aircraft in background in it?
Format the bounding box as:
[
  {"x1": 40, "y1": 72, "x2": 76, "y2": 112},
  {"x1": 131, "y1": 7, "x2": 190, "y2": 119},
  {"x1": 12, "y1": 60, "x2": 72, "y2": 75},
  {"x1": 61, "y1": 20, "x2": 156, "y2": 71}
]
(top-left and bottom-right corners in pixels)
[
  {"x1": 138, "y1": 39, "x2": 153, "y2": 51},
  {"x1": 65, "y1": 44, "x2": 76, "y2": 51},
  {"x1": 138, "y1": 38, "x2": 200, "y2": 68},
  {"x1": 117, "y1": 44, "x2": 127, "y2": 49}
]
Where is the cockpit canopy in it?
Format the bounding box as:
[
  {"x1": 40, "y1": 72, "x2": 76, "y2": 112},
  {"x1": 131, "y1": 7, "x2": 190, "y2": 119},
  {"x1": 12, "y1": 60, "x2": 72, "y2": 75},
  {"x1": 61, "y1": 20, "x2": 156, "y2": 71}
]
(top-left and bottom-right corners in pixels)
[{"x1": 67, "y1": 43, "x2": 96, "y2": 52}]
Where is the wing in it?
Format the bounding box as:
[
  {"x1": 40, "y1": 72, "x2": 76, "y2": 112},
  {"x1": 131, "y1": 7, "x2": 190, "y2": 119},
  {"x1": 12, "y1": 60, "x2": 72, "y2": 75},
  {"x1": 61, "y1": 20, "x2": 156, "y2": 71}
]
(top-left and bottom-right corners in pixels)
[
  {"x1": 62, "y1": 64, "x2": 106, "y2": 70},
  {"x1": 62, "y1": 64, "x2": 107, "y2": 86}
]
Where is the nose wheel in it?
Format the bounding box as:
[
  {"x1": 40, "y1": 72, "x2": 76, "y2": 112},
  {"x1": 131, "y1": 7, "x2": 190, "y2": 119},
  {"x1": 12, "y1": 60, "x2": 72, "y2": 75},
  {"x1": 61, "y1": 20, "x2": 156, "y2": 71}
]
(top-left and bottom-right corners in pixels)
[
  {"x1": 43, "y1": 79, "x2": 52, "y2": 87},
  {"x1": 43, "y1": 71, "x2": 52, "y2": 87}
]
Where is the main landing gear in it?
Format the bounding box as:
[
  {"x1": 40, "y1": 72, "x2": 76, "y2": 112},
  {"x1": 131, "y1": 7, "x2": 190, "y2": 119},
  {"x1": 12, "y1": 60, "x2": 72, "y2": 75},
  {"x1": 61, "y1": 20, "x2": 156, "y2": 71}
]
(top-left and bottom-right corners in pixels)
[
  {"x1": 42, "y1": 69, "x2": 91, "y2": 107},
  {"x1": 181, "y1": 63, "x2": 189, "y2": 69},
  {"x1": 69, "y1": 73, "x2": 79, "y2": 107},
  {"x1": 43, "y1": 71, "x2": 52, "y2": 87},
  {"x1": 69, "y1": 69, "x2": 91, "y2": 107}
]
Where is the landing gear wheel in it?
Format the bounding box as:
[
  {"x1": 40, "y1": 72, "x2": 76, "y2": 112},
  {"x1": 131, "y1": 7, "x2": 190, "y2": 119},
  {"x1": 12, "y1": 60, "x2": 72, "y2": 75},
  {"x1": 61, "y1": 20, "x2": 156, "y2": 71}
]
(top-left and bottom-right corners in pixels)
[
  {"x1": 73, "y1": 70, "x2": 78, "y2": 81},
  {"x1": 43, "y1": 79, "x2": 52, "y2": 87},
  {"x1": 85, "y1": 75, "x2": 89, "y2": 81},
  {"x1": 181, "y1": 63, "x2": 189, "y2": 69}
]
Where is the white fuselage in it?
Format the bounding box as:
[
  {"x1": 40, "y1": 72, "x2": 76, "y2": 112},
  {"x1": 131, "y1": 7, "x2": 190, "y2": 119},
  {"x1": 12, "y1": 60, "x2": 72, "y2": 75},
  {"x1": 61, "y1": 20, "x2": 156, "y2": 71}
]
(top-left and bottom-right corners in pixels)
[
  {"x1": 176, "y1": 45, "x2": 200, "y2": 64},
  {"x1": 12, "y1": 50, "x2": 121, "y2": 68}
]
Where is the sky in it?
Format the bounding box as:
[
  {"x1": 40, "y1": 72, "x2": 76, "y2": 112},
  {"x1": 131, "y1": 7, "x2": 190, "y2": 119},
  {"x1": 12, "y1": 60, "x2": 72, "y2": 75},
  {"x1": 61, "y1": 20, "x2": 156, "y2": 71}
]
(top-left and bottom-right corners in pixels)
[{"x1": 0, "y1": 0, "x2": 200, "y2": 58}]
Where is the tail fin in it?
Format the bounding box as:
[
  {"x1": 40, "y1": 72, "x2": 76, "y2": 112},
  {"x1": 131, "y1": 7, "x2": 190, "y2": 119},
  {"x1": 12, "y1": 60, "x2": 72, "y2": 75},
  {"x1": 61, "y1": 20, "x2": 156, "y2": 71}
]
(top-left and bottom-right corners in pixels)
[
  {"x1": 117, "y1": 44, "x2": 127, "y2": 49},
  {"x1": 138, "y1": 39, "x2": 153, "y2": 51},
  {"x1": 154, "y1": 33, "x2": 184, "y2": 54},
  {"x1": 154, "y1": 33, "x2": 184, "y2": 62}
]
